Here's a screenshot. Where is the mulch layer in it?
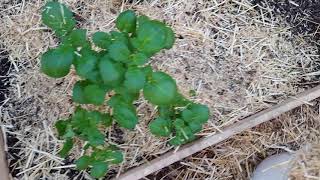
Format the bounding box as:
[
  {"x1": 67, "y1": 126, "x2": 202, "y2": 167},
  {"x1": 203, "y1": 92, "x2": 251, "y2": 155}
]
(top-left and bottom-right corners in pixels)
[{"x1": 1, "y1": 0, "x2": 320, "y2": 179}]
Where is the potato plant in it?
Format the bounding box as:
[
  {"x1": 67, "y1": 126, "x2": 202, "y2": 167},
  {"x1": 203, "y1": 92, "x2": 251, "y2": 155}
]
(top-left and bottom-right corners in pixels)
[{"x1": 40, "y1": 1, "x2": 209, "y2": 178}]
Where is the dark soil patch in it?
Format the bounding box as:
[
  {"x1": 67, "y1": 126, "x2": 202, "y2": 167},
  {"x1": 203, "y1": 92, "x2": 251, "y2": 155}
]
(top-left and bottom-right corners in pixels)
[
  {"x1": 0, "y1": 34, "x2": 21, "y2": 179},
  {"x1": 252, "y1": 0, "x2": 320, "y2": 89},
  {"x1": 108, "y1": 125, "x2": 125, "y2": 145},
  {"x1": 49, "y1": 158, "x2": 84, "y2": 180},
  {"x1": 252, "y1": 0, "x2": 320, "y2": 42},
  {"x1": 0, "y1": 45, "x2": 11, "y2": 103},
  {"x1": 0, "y1": 44, "x2": 19, "y2": 178},
  {"x1": 6, "y1": 134, "x2": 21, "y2": 177},
  {"x1": 127, "y1": 0, "x2": 144, "y2": 4}
]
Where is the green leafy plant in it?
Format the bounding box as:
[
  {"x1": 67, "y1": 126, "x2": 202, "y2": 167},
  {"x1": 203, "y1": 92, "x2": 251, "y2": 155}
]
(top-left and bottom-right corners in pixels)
[{"x1": 41, "y1": 1, "x2": 210, "y2": 178}]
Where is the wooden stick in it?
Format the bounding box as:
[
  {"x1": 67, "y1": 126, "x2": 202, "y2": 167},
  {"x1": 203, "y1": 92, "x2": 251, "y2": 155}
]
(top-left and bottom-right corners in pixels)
[
  {"x1": 116, "y1": 85, "x2": 320, "y2": 180},
  {"x1": 0, "y1": 128, "x2": 10, "y2": 180}
]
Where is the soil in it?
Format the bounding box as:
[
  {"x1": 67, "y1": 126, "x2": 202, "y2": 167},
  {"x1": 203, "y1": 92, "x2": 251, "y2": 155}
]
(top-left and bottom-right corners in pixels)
[
  {"x1": 252, "y1": 0, "x2": 320, "y2": 89},
  {"x1": 50, "y1": 158, "x2": 82, "y2": 180},
  {"x1": 0, "y1": 44, "x2": 19, "y2": 177},
  {"x1": 5, "y1": 134, "x2": 20, "y2": 177},
  {"x1": 0, "y1": 45, "x2": 10, "y2": 103},
  {"x1": 252, "y1": 0, "x2": 320, "y2": 42}
]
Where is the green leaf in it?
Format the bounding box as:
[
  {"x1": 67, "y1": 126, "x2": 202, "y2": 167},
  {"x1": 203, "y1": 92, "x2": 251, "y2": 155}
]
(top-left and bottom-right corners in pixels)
[
  {"x1": 83, "y1": 143, "x2": 91, "y2": 150},
  {"x1": 131, "y1": 20, "x2": 167, "y2": 55},
  {"x1": 108, "y1": 90, "x2": 139, "y2": 108},
  {"x1": 101, "y1": 113, "x2": 112, "y2": 127},
  {"x1": 149, "y1": 117, "x2": 172, "y2": 137},
  {"x1": 41, "y1": 45, "x2": 74, "y2": 78},
  {"x1": 54, "y1": 121, "x2": 74, "y2": 140},
  {"x1": 72, "y1": 107, "x2": 86, "y2": 122},
  {"x1": 130, "y1": 52, "x2": 149, "y2": 65},
  {"x1": 110, "y1": 31, "x2": 129, "y2": 45},
  {"x1": 182, "y1": 104, "x2": 209, "y2": 124},
  {"x1": 124, "y1": 67, "x2": 146, "y2": 93},
  {"x1": 72, "y1": 81, "x2": 89, "y2": 104},
  {"x1": 92, "y1": 32, "x2": 112, "y2": 49},
  {"x1": 74, "y1": 49, "x2": 99, "y2": 81},
  {"x1": 158, "y1": 106, "x2": 174, "y2": 119},
  {"x1": 164, "y1": 27, "x2": 175, "y2": 49},
  {"x1": 91, "y1": 148, "x2": 123, "y2": 164},
  {"x1": 90, "y1": 162, "x2": 108, "y2": 178},
  {"x1": 179, "y1": 129, "x2": 196, "y2": 142},
  {"x1": 188, "y1": 122, "x2": 202, "y2": 133},
  {"x1": 41, "y1": 1, "x2": 76, "y2": 37},
  {"x1": 107, "y1": 150, "x2": 123, "y2": 164},
  {"x1": 55, "y1": 119, "x2": 70, "y2": 137},
  {"x1": 116, "y1": 10, "x2": 137, "y2": 33},
  {"x1": 63, "y1": 124, "x2": 75, "y2": 139},
  {"x1": 108, "y1": 95, "x2": 124, "y2": 108},
  {"x1": 71, "y1": 108, "x2": 106, "y2": 146},
  {"x1": 76, "y1": 155, "x2": 91, "y2": 170},
  {"x1": 83, "y1": 84, "x2": 106, "y2": 105},
  {"x1": 86, "y1": 111, "x2": 103, "y2": 124},
  {"x1": 169, "y1": 136, "x2": 185, "y2": 146},
  {"x1": 91, "y1": 149, "x2": 107, "y2": 161},
  {"x1": 143, "y1": 72, "x2": 177, "y2": 105},
  {"x1": 173, "y1": 118, "x2": 185, "y2": 129},
  {"x1": 84, "y1": 70, "x2": 102, "y2": 84},
  {"x1": 170, "y1": 133, "x2": 196, "y2": 146},
  {"x1": 173, "y1": 118, "x2": 195, "y2": 144},
  {"x1": 87, "y1": 128, "x2": 105, "y2": 146},
  {"x1": 168, "y1": 119, "x2": 196, "y2": 146},
  {"x1": 63, "y1": 29, "x2": 89, "y2": 48},
  {"x1": 72, "y1": 107, "x2": 89, "y2": 131},
  {"x1": 108, "y1": 144, "x2": 119, "y2": 151},
  {"x1": 108, "y1": 41, "x2": 131, "y2": 63},
  {"x1": 113, "y1": 103, "x2": 138, "y2": 130},
  {"x1": 113, "y1": 88, "x2": 140, "y2": 104},
  {"x1": 172, "y1": 93, "x2": 191, "y2": 106},
  {"x1": 99, "y1": 57, "x2": 125, "y2": 86},
  {"x1": 73, "y1": 82, "x2": 107, "y2": 105},
  {"x1": 143, "y1": 65, "x2": 153, "y2": 78},
  {"x1": 59, "y1": 138, "x2": 73, "y2": 158},
  {"x1": 137, "y1": 15, "x2": 150, "y2": 25}
]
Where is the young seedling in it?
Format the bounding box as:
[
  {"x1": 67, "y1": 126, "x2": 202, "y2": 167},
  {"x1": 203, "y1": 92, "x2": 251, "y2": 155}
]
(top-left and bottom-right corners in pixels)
[{"x1": 41, "y1": 1, "x2": 210, "y2": 178}]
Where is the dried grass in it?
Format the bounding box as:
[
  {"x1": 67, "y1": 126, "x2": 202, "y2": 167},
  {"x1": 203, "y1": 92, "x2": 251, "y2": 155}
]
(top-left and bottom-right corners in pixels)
[
  {"x1": 0, "y1": 0, "x2": 319, "y2": 179},
  {"x1": 290, "y1": 142, "x2": 320, "y2": 180}
]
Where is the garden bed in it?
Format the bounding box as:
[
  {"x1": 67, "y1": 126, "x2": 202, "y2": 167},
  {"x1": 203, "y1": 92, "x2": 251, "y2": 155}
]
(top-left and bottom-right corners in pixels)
[{"x1": 0, "y1": 0, "x2": 319, "y2": 179}]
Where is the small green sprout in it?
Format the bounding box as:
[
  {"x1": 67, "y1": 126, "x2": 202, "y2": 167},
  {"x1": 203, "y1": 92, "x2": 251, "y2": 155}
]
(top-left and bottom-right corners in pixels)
[{"x1": 40, "y1": 1, "x2": 210, "y2": 178}]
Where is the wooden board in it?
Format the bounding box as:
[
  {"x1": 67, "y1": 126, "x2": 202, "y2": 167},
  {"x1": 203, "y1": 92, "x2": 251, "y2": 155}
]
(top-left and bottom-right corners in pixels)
[{"x1": 116, "y1": 85, "x2": 320, "y2": 180}]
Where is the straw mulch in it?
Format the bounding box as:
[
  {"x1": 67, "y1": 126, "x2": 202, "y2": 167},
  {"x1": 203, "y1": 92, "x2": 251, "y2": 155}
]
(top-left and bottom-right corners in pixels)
[
  {"x1": 290, "y1": 142, "x2": 320, "y2": 180},
  {"x1": 0, "y1": 0, "x2": 319, "y2": 179}
]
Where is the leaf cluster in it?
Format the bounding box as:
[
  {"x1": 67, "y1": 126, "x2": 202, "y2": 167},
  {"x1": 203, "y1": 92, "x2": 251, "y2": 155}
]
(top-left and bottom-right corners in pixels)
[{"x1": 41, "y1": 1, "x2": 209, "y2": 178}]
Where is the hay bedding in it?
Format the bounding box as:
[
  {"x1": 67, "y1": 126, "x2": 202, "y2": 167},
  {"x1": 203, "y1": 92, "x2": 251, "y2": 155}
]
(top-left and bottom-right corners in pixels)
[
  {"x1": 290, "y1": 142, "x2": 320, "y2": 179},
  {"x1": 0, "y1": 0, "x2": 319, "y2": 179}
]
